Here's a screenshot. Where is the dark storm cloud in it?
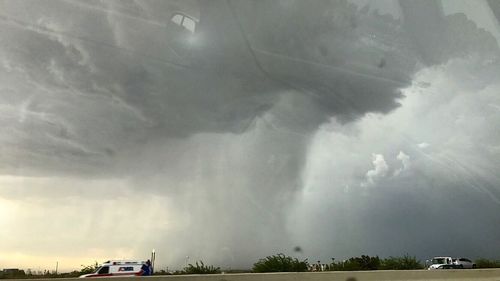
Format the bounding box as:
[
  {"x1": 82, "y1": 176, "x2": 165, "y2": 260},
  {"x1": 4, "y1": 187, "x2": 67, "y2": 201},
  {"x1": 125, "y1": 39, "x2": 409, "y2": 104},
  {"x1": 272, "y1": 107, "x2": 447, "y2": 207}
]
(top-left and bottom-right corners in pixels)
[
  {"x1": 1, "y1": 1, "x2": 497, "y2": 176},
  {"x1": 487, "y1": 0, "x2": 500, "y2": 24},
  {"x1": 0, "y1": 0, "x2": 424, "y2": 177}
]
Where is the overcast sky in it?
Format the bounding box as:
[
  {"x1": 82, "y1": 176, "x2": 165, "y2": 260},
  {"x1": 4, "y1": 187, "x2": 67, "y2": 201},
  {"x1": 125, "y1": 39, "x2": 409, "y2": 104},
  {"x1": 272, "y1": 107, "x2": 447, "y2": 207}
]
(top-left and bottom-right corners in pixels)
[{"x1": 1, "y1": 0, "x2": 500, "y2": 272}]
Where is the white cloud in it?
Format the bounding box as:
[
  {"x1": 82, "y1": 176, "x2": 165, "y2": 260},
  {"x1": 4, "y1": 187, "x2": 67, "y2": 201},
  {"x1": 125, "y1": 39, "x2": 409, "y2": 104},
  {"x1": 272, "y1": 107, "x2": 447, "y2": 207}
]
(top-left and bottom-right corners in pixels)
[
  {"x1": 394, "y1": 150, "x2": 410, "y2": 176},
  {"x1": 417, "y1": 142, "x2": 430, "y2": 148},
  {"x1": 361, "y1": 154, "x2": 389, "y2": 187},
  {"x1": 397, "y1": 151, "x2": 410, "y2": 167}
]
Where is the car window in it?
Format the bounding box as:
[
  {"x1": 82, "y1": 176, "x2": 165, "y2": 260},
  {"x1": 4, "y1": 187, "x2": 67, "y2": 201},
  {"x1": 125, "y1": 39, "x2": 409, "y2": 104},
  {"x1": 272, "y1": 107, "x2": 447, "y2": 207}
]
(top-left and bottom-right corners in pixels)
[
  {"x1": 170, "y1": 12, "x2": 197, "y2": 33},
  {"x1": 182, "y1": 16, "x2": 196, "y2": 33},
  {"x1": 433, "y1": 258, "x2": 446, "y2": 264},
  {"x1": 171, "y1": 13, "x2": 183, "y2": 25},
  {"x1": 97, "y1": 267, "x2": 109, "y2": 274}
]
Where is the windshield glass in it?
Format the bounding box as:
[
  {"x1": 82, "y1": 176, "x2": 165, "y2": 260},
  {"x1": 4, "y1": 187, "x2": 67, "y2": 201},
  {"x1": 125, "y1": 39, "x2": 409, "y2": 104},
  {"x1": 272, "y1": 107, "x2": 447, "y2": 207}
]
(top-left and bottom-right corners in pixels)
[
  {"x1": 433, "y1": 258, "x2": 447, "y2": 264},
  {"x1": 96, "y1": 267, "x2": 109, "y2": 274},
  {"x1": 1, "y1": 0, "x2": 500, "y2": 274}
]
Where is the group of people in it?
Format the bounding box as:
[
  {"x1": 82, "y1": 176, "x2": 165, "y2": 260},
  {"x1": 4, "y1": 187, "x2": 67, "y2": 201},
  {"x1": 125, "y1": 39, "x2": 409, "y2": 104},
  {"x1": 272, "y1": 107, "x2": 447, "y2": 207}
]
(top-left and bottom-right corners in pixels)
[
  {"x1": 140, "y1": 260, "x2": 153, "y2": 276},
  {"x1": 309, "y1": 263, "x2": 330, "y2": 272}
]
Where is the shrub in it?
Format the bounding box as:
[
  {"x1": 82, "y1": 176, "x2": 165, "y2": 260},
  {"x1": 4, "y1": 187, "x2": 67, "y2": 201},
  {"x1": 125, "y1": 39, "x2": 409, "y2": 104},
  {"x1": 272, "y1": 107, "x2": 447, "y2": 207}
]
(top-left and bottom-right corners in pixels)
[
  {"x1": 348, "y1": 255, "x2": 380, "y2": 270},
  {"x1": 329, "y1": 255, "x2": 424, "y2": 271},
  {"x1": 475, "y1": 258, "x2": 500, "y2": 268},
  {"x1": 183, "y1": 261, "x2": 221, "y2": 274},
  {"x1": 380, "y1": 255, "x2": 424, "y2": 270},
  {"x1": 329, "y1": 255, "x2": 381, "y2": 271},
  {"x1": 253, "y1": 253, "x2": 309, "y2": 272}
]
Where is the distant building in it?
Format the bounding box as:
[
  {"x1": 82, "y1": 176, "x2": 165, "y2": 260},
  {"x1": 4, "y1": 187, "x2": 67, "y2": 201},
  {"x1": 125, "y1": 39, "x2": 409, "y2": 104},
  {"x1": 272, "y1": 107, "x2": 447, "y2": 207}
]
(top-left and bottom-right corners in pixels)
[{"x1": 1, "y1": 268, "x2": 26, "y2": 278}]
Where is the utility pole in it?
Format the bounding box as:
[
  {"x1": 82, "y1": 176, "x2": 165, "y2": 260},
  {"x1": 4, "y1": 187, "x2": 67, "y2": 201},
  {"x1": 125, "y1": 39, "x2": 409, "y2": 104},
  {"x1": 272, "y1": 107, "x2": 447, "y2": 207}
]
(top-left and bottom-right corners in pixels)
[{"x1": 151, "y1": 249, "x2": 156, "y2": 274}]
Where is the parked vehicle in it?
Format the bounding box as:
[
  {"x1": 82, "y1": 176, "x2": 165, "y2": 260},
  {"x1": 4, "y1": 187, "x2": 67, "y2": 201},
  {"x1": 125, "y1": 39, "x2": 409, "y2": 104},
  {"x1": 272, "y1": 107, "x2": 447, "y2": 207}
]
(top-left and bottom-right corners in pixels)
[
  {"x1": 453, "y1": 258, "x2": 477, "y2": 269},
  {"x1": 427, "y1": 256, "x2": 476, "y2": 270},
  {"x1": 428, "y1": 257, "x2": 455, "y2": 270},
  {"x1": 79, "y1": 260, "x2": 147, "y2": 278}
]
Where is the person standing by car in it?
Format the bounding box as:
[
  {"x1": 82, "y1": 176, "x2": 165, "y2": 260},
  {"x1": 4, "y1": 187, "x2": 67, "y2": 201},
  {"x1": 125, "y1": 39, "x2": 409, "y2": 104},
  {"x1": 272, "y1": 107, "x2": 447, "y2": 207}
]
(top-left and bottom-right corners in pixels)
[
  {"x1": 148, "y1": 260, "x2": 153, "y2": 275},
  {"x1": 140, "y1": 260, "x2": 151, "y2": 276}
]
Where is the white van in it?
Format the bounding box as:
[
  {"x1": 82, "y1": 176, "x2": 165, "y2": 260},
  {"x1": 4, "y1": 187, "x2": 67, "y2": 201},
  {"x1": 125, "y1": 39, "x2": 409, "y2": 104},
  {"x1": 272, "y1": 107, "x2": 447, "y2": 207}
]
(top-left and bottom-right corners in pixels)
[{"x1": 79, "y1": 260, "x2": 147, "y2": 278}]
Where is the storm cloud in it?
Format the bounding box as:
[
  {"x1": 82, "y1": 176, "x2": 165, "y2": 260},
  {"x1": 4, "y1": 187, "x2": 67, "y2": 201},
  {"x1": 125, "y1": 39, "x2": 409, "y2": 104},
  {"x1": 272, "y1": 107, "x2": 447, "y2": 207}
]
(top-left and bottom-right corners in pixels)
[{"x1": 1, "y1": 0, "x2": 500, "y2": 271}]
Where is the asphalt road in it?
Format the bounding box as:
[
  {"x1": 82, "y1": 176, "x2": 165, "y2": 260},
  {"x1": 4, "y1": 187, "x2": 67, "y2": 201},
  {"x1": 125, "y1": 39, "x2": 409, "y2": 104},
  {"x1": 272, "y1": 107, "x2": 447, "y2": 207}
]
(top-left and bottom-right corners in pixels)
[{"x1": 19, "y1": 269, "x2": 500, "y2": 281}]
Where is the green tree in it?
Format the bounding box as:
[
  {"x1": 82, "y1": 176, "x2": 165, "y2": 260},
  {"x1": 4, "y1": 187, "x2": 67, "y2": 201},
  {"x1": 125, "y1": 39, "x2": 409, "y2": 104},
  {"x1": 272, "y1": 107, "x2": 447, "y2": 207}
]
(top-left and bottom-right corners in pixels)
[
  {"x1": 252, "y1": 253, "x2": 308, "y2": 272},
  {"x1": 80, "y1": 261, "x2": 100, "y2": 274}
]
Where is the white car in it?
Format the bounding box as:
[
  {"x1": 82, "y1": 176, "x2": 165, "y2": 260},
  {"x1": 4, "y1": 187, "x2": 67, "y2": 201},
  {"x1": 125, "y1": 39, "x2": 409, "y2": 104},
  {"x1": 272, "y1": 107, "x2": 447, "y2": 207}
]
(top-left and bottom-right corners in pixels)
[
  {"x1": 453, "y1": 258, "x2": 476, "y2": 269},
  {"x1": 428, "y1": 257, "x2": 454, "y2": 270}
]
